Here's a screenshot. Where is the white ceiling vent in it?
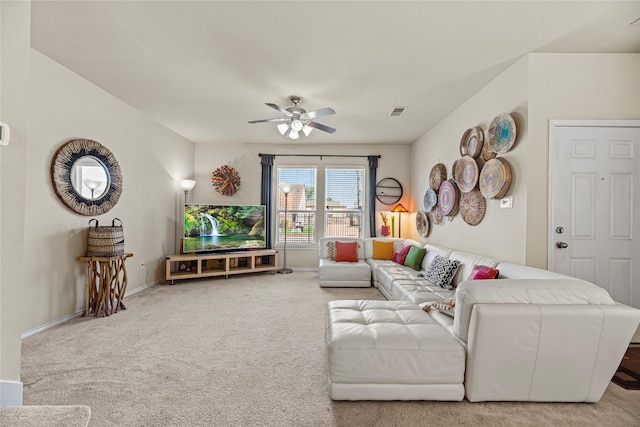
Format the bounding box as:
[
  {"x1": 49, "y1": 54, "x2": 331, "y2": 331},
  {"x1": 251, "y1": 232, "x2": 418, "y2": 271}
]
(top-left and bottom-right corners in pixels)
[{"x1": 389, "y1": 106, "x2": 408, "y2": 117}]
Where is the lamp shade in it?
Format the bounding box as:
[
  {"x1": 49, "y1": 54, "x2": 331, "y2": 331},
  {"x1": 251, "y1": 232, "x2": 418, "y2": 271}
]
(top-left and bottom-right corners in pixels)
[
  {"x1": 392, "y1": 203, "x2": 408, "y2": 213},
  {"x1": 279, "y1": 182, "x2": 293, "y2": 194},
  {"x1": 178, "y1": 179, "x2": 196, "y2": 192}
]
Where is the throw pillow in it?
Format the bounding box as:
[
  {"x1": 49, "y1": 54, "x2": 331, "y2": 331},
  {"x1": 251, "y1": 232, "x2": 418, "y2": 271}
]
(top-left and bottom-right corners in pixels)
[
  {"x1": 335, "y1": 241, "x2": 359, "y2": 262},
  {"x1": 403, "y1": 246, "x2": 427, "y2": 271},
  {"x1": 422, "y1": 298, "x2": 456, "y2": 317},
  {"x1": 467, "y1": 264, "x2": 500, "y2": 280},
  {"x1": 372, "y1": 240, "x2": 395, "y2": 260},
  {"x1": 424, "y1": 255, "x2": 460, "y2": 289},
  {"x1": 326, "y1": 241, "x2": 337, "y2": 260},
  {"x1": 391, "y1": 244, "x2": 412, "y2": 264}
]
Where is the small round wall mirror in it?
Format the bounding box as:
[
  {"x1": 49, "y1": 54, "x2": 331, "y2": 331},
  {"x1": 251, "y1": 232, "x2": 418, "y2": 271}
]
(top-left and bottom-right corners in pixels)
[{"x1": 51, "y1": 139, "x2": 123, "y2": 216}]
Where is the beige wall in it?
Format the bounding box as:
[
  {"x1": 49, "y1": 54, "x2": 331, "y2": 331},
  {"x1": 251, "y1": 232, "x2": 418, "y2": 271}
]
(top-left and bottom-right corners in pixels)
[
  {"x1": 1, "y1": 0, "x2": 30, "y2": 394},
  {"x1": 526, "y1": 53, "x2": 640, "y2": 268},
  {"x1": 409, "y1": 56, "x2": 530, "y2": 263},
  {"x1": 22, "y1": 50, "x2": 194, "y2": 332},
  {"x1": 193, "y1": 143, "x2": 411, "y2": 269}
]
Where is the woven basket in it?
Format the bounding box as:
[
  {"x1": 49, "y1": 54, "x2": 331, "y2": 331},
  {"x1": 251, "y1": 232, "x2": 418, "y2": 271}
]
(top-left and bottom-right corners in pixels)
[{"x1": 86, "y1": 218, "x2": 125, "y2": 256}]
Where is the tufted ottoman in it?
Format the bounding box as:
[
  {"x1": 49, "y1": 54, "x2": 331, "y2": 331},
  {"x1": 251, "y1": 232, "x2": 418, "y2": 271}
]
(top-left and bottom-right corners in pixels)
[{"x1": 325, "y1": 300, "x2": 465, "y2": 401}]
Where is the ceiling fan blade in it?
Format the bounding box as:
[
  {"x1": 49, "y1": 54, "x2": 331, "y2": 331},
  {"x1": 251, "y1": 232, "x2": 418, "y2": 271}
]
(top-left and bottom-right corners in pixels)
[
  {"x1": 307, "y1": 121, "x2": 336, "y2": 134},
  {"x1": 266, "y1": 103, "x2": 293, "y2": 117},
  {"x1": 304, "y1": 107, "x2": 335, "y2": 119},
  {"x1": 248, "y1": 118, "x2": 290, "y2": 124}
]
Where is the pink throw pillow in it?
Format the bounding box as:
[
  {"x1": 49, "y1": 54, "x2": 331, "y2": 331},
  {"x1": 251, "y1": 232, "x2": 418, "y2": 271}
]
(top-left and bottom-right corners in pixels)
[
  {"x1": 391, "y1": 244, "x2": 412, "y2": 264},
  {"x1": 335, "y1": 241, "x2": 359, "y2": 262},
  {"x1": 467, "y1": 264, "x2": 499, "y2": 280}
]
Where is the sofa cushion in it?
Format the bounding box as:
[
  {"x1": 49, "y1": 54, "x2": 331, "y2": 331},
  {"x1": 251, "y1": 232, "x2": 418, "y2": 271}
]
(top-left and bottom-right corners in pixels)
[
  {"x1": 468, "y1": 264, "x2": 500, "y2": 280},
  {"x1": 335, "y1": 241, "x2": 359, "y2": 262},
  {"x1": 425, "y1": 255, "x2": 460, "y2": 290},
  {"x1": 423, "y1": 297, "x2": 456, "y2": 317},
  {"x1": 318, "y1": 259, "x2": 371, "y2": 284},
  {"x1": 422, "y1": 244, "x2": 454, "y2": 272},
  {"x1": 404, "y1": 246, "x2": 427, "y2": 271},
  {"x1": 392, "y1": 244, "x2": 412, "y2": 264},
  {"x1": 372, "y1": 240, "x2": 395, "y2": 260},
  {"x1": 326, "y1": 241, "x2": 338, "y2": 260},
  {"x1": 448, "y1": 251, "x2": 500, "y2": 287}
]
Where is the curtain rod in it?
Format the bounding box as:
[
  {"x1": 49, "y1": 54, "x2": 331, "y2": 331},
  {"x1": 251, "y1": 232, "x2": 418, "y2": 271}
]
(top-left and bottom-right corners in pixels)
[{"x1": 259, "y1": 153, "x2": 380, "y2": 159}]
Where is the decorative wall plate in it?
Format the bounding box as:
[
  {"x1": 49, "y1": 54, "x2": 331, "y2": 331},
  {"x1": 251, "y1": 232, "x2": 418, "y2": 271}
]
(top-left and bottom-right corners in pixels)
[
  {"x1": 438, "y1": 180, "x2": 460, "y2": 217},
  {"x1": 416, "y1": 210, "x2": 430, "y2": 237},
  {"x1": 450, "y1": 159, "x2": 459, "y2": 181},
  {"x1": 459, "y1": 127, "x2": 484, "y2": 158},
  {"x1": 460, "y1": 189, "x2": 486, "y2": 226},
  {"x1": 481, "y1": 139, "x2": 497, "y2": 161},
  {"x1": 487, "y1": 113, "x2": 516, "y2": 154},
  {"x1": 211, "y1": 165, "x2": 241, "y2": 196},
  {"x1": 479, "y1": 158, "x2": 512, "y2": 199},
  {"x1": 423, "y1": 188, "x2": 438, "y2": 211},
  {"x1": 429, "y1": 163, "x2": 447, "y2": 191},
  {"x1": 430, "y1": 206, "x2": 443, "y2": 225},
  {"x1": 454, "y1": 156, "x2": 479, "y2": 193}
]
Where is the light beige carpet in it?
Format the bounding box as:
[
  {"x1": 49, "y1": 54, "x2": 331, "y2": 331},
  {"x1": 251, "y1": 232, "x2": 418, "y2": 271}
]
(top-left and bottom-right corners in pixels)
[
  {"x1": 0, "y1": 405, "x2": 90, "y2": 427},
  {"x1": 21, "y1": 271, "x2": 640, "y2": 426}
]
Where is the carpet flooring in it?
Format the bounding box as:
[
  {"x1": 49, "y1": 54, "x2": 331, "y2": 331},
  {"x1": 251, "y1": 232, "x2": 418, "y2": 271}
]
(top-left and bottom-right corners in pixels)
[{"x1": 20, "y1": 271, "x2": 640, "y2": 426}]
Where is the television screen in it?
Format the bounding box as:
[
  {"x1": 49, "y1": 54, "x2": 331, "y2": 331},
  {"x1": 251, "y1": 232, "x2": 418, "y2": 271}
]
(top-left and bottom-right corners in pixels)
[{"x1": 183, "y1": 204, "x2": 266, "y2": 253}]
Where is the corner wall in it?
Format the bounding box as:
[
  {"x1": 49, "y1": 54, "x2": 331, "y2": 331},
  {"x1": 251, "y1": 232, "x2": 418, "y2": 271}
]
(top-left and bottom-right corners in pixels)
[
  {"x1": 0, "y1": 0, "x2": 31, "y2": 406},
  {"x1": 22, "y1": 50, "x2": 194, "y2": 332},
  {"x1": 409, "y1": 56, "x2": 529, "y2": 263}
]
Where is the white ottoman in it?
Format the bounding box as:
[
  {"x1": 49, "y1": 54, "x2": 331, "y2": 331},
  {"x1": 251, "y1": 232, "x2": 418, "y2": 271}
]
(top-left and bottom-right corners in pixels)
[{"x1": 325, "y1": 300, "x2": 465, "y2": 401}]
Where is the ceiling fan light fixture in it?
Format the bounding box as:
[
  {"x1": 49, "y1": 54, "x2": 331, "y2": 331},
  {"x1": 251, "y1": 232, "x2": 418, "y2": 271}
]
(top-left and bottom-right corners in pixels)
[
  {"x1": 302, "y1": 125, "x2": 313, "y2": 136},
  {"x1": 290, "y1": 119, "x2": 304, "y2": 132},
  {"x1": 277, "y1": 123, "x2": 289, "y2": 136},
  {"x1": 288, "y1": 129, "x2": 299, "y2": 140}
]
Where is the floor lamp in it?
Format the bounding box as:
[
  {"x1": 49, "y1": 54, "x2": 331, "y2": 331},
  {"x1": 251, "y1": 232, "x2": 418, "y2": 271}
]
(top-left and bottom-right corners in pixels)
[
  {"x1": 278, "y1": 182, "x2": 293, "y2": 274},
  {"x1": 392, "y1": 203, "x2": 408, "y2": 238}
]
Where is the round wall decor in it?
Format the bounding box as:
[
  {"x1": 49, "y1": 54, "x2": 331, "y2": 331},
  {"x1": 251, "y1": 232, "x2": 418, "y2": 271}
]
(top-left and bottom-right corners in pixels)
[
  {"x1": 429, "y1": 164, "x2": 447, "y2": 191},
  {"x1": 51, "y1": 139, "x2": 123, "y2": 216},
  {"x1": 459, "y1": 189, "x2": 486, "y2": 226},
  {"x1": 430, "y1": 206, "x2": 443, "y2": 225},
  {"x1": 423, "y1": 188, "x2": 438, "y2": 211},
  {"x1": 459, "y1": 127, "x2": 484, "y2": 158},
  {"x1": 416, "y1": 210, "x2": 430, "y2": 237},
  {"x1": 375, "y1": 177, "x2": 403, "y2": 205},
  {"x1": 487, "y1": 113, "x2": 517, "y2": 154},
  {"x1": 438, "y1": 180, "x2": 460, "y2": 217},
  {"x1": 211, "y1": 165, "x2": 241, "y2": 196},
  {"x1": 481, "y1": 139, "x2": 497, "y2": 161},
  {"x1": 454, "y1": 155, "x2": 479, "y2": 193},
  {"x1": 479, "y1": 158, "x2": 512, "y2": 199}
]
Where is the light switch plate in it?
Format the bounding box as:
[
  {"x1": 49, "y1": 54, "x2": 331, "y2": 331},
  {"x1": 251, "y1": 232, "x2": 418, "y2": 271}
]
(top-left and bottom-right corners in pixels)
[
  {"x1": 499, "y1": 196, "x2": 513, "y2": 209},
  {"x1": 0, "y1": 122, "x2": 10, "y2": 146}
]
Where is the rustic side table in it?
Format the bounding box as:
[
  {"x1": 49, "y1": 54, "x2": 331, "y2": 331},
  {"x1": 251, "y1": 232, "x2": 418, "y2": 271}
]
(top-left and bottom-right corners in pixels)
[{"x1": 77, "y1": 253, "x2": 133, "y2": 317}]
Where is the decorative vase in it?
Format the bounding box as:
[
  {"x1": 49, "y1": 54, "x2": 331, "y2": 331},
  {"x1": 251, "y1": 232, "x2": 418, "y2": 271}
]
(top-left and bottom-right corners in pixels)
[
  {"x1": 381, "y1": 225, "x2": 390, "y2": 236},
  {"x1": 391, "y1": 216, "x2": 395, "y2": 237}
]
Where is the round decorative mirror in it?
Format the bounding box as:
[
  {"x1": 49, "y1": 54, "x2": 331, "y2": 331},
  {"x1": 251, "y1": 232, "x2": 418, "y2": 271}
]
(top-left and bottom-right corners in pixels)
[{"x1": 51, "y1": 139, "x2": 123, "y2": 216}]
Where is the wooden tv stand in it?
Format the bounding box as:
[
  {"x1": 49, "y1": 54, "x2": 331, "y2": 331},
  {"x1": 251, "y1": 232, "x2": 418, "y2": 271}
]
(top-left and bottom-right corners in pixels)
[{"x1": 165, "y1": 249, "x2": 277, "y2": 284}]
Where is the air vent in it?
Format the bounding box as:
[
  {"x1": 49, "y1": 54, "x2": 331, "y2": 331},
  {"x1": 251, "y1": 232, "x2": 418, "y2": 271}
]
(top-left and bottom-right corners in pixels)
[{"x1": 389, "y1": 106, "x2": 408, "y2": 117}]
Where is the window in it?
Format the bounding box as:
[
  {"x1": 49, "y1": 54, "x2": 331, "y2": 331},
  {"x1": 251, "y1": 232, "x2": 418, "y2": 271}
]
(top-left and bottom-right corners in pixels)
[
  {"x1": 277, "y1": 167, "x2": 316, "y2": 245},
  {"x1": 325, "y1": 167, "x2": 365, "y2": 238}
]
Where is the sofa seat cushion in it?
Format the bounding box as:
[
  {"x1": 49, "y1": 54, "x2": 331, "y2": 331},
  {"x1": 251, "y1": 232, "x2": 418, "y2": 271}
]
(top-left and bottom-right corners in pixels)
[
  {"x1": 376, "y1": 264, "x2": 423, "y2": 296},
  {"x1": 318, "y1": 259, "x2": 371, "y2": 287},
  {"x1": 366, "y1": 259, "x2": 397, "y2": 285},
  {"x1": 326, "y1": 300, "x2": 466, "y2": 389},
  {"x1": 391, "y1": 279, "x2": 454, "y2": 305}
]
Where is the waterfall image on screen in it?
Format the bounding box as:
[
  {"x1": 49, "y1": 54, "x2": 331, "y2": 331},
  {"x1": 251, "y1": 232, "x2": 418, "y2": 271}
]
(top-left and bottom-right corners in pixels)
[{"x1": 183, "y1": 204, "x2": 266, "y2": 253}]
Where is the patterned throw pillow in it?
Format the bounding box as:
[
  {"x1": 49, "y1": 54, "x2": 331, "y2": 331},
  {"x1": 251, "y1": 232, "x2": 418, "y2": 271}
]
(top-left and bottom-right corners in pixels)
[
  {"x1": 467, "y1": 264, "x2": 500, "y2": 280},
  {"x1": 391, "y1": 244, "x2": 412, "y2": 264},
  {"x1": 326, "y1": 241, "x2": 337, "y2": 260},
  {"x1": 424, "y1": 255, "x2": 460, "y2": 289},
  {"x1": 422, "y1": 297, "x2": 456, "y2": 317}
]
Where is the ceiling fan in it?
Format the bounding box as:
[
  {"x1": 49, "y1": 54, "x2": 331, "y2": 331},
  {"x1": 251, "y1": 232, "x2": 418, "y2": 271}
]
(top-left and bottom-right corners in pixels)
[{"x1": 248, "y1": 96, "x2": 336, "y2": 139}]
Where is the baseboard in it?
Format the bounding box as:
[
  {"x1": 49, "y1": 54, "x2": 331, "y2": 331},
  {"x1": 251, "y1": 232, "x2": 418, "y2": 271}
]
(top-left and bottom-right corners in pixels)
[
  {"x1": 0, "y1": 380, "x2": 23, "y2": 407},
  {"x1": 21, "y1": 280, "x2": 161, "y2": 339}
]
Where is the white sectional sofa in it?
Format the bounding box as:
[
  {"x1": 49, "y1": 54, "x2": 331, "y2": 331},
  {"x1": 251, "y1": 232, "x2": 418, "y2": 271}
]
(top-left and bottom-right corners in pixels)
[{"x1": 321, "y1": 237, "x2": 640, "y2": 402}]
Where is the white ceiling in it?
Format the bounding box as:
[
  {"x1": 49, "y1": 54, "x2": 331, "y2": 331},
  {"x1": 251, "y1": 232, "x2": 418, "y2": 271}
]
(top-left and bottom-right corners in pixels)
[{"x1": 30, "y1": 1, "x2": 640, "y2": 145}]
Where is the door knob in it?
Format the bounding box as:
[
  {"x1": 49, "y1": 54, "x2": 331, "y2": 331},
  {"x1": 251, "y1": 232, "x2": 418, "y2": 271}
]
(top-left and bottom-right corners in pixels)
[{"x1": 555, "y1": 241, "x2": 568, "y2": 249}]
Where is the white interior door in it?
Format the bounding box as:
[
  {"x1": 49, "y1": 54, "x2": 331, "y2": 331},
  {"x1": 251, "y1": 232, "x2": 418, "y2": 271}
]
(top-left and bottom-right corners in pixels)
[{"x1": 549, "y1": 121, "x2": 640, "y2": 309}]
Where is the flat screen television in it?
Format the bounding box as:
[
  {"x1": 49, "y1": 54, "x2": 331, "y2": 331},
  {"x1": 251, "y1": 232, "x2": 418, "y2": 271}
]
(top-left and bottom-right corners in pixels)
[{"x1": 183, "y1": 204, "x2": 266, "y2": 253}]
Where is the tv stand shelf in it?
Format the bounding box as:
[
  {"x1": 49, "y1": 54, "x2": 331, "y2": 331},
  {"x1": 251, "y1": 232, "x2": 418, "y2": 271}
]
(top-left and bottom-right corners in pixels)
[{"x1": 165, "y1": 249, "x2": 277, "y2": 284}]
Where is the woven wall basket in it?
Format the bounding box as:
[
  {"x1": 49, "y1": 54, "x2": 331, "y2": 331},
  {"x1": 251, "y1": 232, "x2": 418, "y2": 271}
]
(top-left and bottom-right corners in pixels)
[
  {"x1": 86, "y1": 218, "x2": 125, "y2": 256},
  {"x1": 429, "y1": 163, "x2": 447, "y2": 191},
  {"x1": 460, "y1": 189, "x2": 486, "y2": 226}
]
